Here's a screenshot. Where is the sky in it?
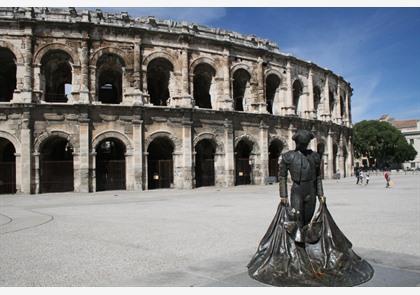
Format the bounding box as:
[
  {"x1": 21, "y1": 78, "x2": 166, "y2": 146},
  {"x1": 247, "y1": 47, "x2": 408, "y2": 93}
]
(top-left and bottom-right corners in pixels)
[{"x1": 26, "y1": 1, "x2": 420, "y2": 123}]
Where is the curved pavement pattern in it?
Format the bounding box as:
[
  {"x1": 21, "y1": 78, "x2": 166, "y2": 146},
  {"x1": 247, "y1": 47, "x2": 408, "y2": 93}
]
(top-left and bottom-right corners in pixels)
[{"x1": 0, "y1": 174, "x2": 419, "y2": 287}]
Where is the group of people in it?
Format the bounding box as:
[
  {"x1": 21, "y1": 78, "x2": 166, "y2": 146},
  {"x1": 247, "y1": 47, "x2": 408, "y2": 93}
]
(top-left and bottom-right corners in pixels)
[{"x1": 355, "y1": 169, "x2": 370, "y2": 185}]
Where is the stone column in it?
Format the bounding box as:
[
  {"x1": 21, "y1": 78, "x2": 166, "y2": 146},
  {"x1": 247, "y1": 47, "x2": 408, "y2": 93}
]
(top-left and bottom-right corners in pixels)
[
  {"x1": 132, "y1": 41, "x2": 143, "y2": 105},
  {"x1": 13, "y1": 34, "x2": 33, "y2": 103},
  {"x1": 327, "y1": 130, "x2": 334, "y2": 179},
  {"x1": 219, "y1": 49, "x2": 233, "y2": 110},
  {"x1": 336, "y1": 83, "x2": 342, "y2": 125},
  {"x1": 33, "y1": 151, "x2": 40, "y2": 194},
  {"x1": 75, "y1": 114, "x2": 90, "y2": 192},
  {"x1": 19, "y1": 112, "x2": 31, "y2": 194},
  {"x1": 307, "y1": 69, "x2": 315, "y2": 119},
  {"x1": 78, "y1": 40, "x2": 90, "y2": 104},
  {"x1": 224, "y1": 118, "x2": 235, "y2": 186},
  {"x1": 284, "y1": 60, "x2": 294, "y2": 116},
  {"x1": 343, "y1": 89, "x2": 351, "y2": 127},
  {"x1": 125, "y1": 148, "x2": 134, "y2": 191},
  {"x1": 323, "y1": 74, "x2": 331, "y2": 122},
  {"x1": 132, "y1": 117, "x2": 143, "y2": 190},
  {"x1": 181, "y1": 117, "x2": 193, "y2": 188},
  {"x1": 90, "y1": 151, "x2": 96, "y2": 192},
  {"x1": 259, "y1": 120, "x2": 269, "y2": 184}
]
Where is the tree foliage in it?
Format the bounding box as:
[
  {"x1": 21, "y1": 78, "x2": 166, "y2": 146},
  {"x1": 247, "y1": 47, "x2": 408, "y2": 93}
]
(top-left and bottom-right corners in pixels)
[{"x1": 353, "y1": 120, "x2": 417, "y2": 168}]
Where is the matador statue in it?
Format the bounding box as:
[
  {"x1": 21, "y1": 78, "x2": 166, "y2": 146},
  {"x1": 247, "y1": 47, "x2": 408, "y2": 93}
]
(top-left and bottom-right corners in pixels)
[{"x1": 247, "y1": 129, "x2": 374, "y2": 287}]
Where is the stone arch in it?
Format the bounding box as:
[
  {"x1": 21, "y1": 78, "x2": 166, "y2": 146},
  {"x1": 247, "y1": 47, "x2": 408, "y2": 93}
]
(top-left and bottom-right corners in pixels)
[
  {"x1": 230, "y1": 63, "x2": 251, "y2": 76},
  {"x1": 34, "y1": 43, "x2": 79, "y2": 65},
  {"x1": 90, "y1": 47, "x2": 128, "y2": 69},
  {"x1": 234, "y1": 134, "x2": 260, "y2": 155},
  {"x1": 142, "y1": 51, "x2": 177, "y2": 69},
  {"x1": 144, "y1": 131, "x2": 182, "y2": 155},
  {"x1": 0, "y1": 131, "x2": 21, "y2": 154},
  {"x1": 34, "y1": 130, "x2": 78, "y2": 154},
  {"x1": 92, "y1": 131, "x2": 132, "y2": 154},
  {"x1": 268, "y1": 135, "x2": 289, "y2": 152},
  {"x1": 190, "y1": 57, "x2": 216, "y2": 73},
  {"x1": 0, "y1": 40, "x2": 24, "y2": 64},
  {"x1": 264, "y1": 69, "x2": 283, "y2": 81},
  {"x1": 193, "y1": 132, "x2": 225, "y2": 154}
]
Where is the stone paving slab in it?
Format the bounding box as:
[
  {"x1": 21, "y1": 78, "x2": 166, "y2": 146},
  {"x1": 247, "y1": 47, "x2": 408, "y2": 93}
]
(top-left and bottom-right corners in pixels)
[{"x1": 0, "y1": 174, "x2": 419, "y2": 288}]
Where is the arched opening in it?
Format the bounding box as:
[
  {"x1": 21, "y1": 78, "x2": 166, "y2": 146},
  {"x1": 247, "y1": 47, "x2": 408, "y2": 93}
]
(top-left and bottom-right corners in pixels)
[
  {"x1": 147, "y1": 137, "x2": 174, "y2": 189},
  {"x1": 317, "y1": 141, "x2": 326, "y2": 179},
  {"x1": 0, "y1": 47, "x2": 17, "y2": 102},
  {"x1": 41, "y1": 50, "x2": 72, "y2": 103},
  {"x1": 266, "y1": 74, "x2": 280, "y2": 114},
  {"x1": 147, "y1": 58, "x2": 173, "y2": 106},
  {"x1": 313, "y1": 86, "x2": 321, "y2": 114},
  {"x1": 340, "y1": 95, "x2": 345, "y2": 118},
  {"x1": 235, "y1": 140, "x2": 253, "y2": 185},
  {"x1": 0, "y1": 138, "x2": 16, "y2": 194},
  {"x1": 195, "y1": 139, "x2": 215, "y2": 188},
  {"x1": 193, "y1": 63, "x2": 215, "y2": 109},
  {"x1": 268, "y1": 139, "x2": 284, "y2": 178},
  {"x1": 292, "y1": 80, "x2": 302, "y2": 115},
  {"x1": 233, "y1": 69, "x2": 250, "y2": 112},
  {"x1": 329, "y1": 90, "x2": 335, "y2": 114},
  {"x1": 96, "y1": 139, "x2": 126, "y2": 191},
  {"x1": 40, "y1": 137, "x2": 74, "y2": 193},
  {"x1": 97, "y1": 54, "x2": 124, "y2": 104}
]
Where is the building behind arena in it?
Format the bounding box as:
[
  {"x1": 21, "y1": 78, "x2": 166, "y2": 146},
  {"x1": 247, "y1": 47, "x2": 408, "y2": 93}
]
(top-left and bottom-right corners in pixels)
[{"x1": 0, "y1": 7, "x2": 353, "y2": 194}]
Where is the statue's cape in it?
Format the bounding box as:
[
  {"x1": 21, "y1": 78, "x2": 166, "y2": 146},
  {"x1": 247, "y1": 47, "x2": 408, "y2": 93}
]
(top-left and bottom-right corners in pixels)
[{"x1": 247, "y1": 200, "x2": 374, "y2": 287}]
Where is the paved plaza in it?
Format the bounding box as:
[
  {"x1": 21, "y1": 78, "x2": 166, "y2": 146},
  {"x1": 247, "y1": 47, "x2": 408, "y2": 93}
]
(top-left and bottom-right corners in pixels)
[{"x1": 0, "y1": 173, "x2": 419, "y2": 288}]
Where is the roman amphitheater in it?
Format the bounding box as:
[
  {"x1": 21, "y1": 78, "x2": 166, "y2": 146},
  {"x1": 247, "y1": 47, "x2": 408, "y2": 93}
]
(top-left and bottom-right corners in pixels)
[{"x1": 0, "y1": 7, "x2": 353, "y2": 195}]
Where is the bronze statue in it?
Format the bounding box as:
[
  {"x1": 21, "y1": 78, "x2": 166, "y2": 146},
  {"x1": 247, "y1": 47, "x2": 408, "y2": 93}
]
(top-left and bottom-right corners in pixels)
[{"x1": 247, "y1": 129, "x2": 374, "y2": 287}]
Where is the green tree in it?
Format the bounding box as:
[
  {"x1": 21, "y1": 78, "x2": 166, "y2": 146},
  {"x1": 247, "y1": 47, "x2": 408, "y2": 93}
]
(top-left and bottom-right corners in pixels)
[{"x1": 353, "y1": 120, "x2": 417, "y2": 169}]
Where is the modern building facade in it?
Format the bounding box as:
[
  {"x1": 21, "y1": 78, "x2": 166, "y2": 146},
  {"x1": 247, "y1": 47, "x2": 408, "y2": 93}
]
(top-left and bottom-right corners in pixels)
[{"x1": 0, "y1": 7, "x2": 353, "y2": 195}]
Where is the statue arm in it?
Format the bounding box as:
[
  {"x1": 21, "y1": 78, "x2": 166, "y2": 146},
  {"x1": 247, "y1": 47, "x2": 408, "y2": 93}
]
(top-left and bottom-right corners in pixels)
[
  {"x1": 278, "y1": 155, "x2": 289, "y2": 203},
  {"x1": 315, "y1": 153, "x2": 324, "y2": 199}
]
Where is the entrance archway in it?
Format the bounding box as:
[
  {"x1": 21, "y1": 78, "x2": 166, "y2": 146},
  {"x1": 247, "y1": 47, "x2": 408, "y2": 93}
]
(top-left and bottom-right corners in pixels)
[
  {"x1": 0, "y1": 47, "x2": 17, "y2": 102},
  {"x1": 96, "y1": 139, "x2": 126, "y2": 191},
  {"x1": 195, "y1": 139, "x2": 215, "y2": 187},
  {"x1": 0, "y1": 138, "x2": 16, "y2": 194},
  {"x1": 147, "y1": 137, "x2": 174, "y2": 189},
  {"x1": 40, "y1": 137, "x2": 74, "y2": 193},
  {"x1": 235, "y1": 140, "x2": 253, "y2": 185},
  {"x1": 268, "y1": 139, "x2": 284, "y2": 178}
]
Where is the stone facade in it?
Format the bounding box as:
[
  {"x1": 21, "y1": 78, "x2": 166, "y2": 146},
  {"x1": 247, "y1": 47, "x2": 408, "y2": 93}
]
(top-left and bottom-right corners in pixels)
[{"x1": 0, "y1": 7, "x2": 353, "y2": 195}]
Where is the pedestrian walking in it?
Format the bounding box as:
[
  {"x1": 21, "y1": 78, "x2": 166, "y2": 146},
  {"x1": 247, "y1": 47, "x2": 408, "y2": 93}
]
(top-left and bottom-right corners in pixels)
[
  {"x1": 365, "y1": 172, "x2": 370, "y2": 185},
  {"x1": 384, "y1": 170, "x2": 391, "y2": 188},
  {"x1": 355, "y1": 169, "x2": 360, "y2": 184},
  {"x1": 359, "y1": 170, "x2": 364, "y2": 185}
]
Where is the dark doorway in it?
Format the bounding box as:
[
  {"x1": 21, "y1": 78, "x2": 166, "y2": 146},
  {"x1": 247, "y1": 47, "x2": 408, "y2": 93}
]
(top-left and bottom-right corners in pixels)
[
  {"x1": 235, "y1": 140, "x2": 252, "y2": 185},
  {"x1": 96, "y1": 139, "x2": 126, "y2": 191},
  {"x1": 148, "y1": 137, "x2": 174, "y2": 189},
  {"x1": 0, "y1": 47, "x2": 17, "y2": 102},
  {"x1": 266, "y1": 74, "x2": 280, "y2": 114},
  {"x1": 195, "y1": 139, "x2": 215, "y2": 187},
  {"x1": 317, "y1": 142, "x2": 326, "y2": 179},
  {"x1": 40, "y1": 137, "x2": 74, "y2": 193},
  {"x1": 147, "y1": 58, "x2": 173, "y2": 106},
  {"x1": 0, "y1": 139, "x2": 16, "y2": 194},
  {"x1": 269, "y1": 140, "x2": 284, "y2": 178},
  {"x1": 193, "y1": 63, "x2": 215, "y2": 109},
  {"x1": 41, "y1": 50, "x2": 72, "y2": 103},
  {"x1": 233, "y1": 69, "x2": 251, "y2": 111},
  {"x1": 293, "y1": 80, "x2": 302, "y2": 115}
]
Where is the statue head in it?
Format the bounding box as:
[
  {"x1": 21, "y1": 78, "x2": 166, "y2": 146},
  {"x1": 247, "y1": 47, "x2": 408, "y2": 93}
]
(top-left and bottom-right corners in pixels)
[{"x1": 293, "y1": 130, "x2": 314, "y2": 152}]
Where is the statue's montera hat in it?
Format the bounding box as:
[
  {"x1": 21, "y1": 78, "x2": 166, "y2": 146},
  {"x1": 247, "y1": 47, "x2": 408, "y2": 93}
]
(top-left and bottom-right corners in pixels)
[{"x1": 292, "y1": 130, "x2": 314, "y2": 144}]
